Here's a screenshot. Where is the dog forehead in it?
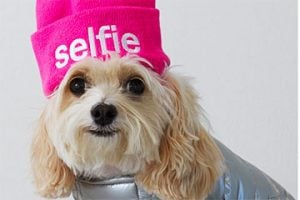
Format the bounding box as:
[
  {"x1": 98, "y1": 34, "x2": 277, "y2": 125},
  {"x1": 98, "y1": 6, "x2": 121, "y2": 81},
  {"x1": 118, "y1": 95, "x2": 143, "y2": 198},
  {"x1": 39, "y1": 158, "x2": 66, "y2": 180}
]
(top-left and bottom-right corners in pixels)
[{"x1": 68, "y1": 58, "x2": 143, "y2": 84}]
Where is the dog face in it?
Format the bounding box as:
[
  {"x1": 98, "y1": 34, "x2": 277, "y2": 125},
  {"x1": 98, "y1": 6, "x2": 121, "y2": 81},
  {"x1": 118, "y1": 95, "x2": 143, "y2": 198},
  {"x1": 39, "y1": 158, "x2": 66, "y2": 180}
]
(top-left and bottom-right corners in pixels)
[
  {"x1": 44, "y1": 56, "x2": 172, "y2": 176},
  {"x1": 31, "y1": 56, "x2": 223, "y2": 199}
]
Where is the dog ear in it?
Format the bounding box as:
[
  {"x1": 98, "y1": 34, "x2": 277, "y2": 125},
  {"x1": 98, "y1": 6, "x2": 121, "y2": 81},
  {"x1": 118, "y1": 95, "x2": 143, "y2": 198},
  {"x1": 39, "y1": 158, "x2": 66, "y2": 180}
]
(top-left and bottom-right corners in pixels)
[
  {"x1": 31, "y1": 110, "x2": 75, "y2": 198},
  {"x1": 137, "y1": 71, "x2": 224, "y2": 200}
]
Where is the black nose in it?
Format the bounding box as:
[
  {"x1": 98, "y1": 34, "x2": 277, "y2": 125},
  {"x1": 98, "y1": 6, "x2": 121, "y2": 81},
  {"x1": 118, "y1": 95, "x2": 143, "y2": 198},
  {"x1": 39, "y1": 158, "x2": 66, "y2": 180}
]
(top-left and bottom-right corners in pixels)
[{"x1": 91, "y1": 103, "x2": 118, "y2": 126}]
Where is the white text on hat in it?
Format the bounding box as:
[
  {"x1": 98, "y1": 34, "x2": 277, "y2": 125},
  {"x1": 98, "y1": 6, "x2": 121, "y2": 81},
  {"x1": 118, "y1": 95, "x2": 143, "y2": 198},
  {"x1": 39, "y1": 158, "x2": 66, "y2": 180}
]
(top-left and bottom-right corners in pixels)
[{"x1": 55, "y1": 25, "x2": 141, "y2": 69}]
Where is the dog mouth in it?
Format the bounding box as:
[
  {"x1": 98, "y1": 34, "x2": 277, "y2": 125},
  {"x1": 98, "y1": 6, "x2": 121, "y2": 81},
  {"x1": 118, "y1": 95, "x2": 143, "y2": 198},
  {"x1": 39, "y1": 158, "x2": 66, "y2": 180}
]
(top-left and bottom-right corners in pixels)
[{"x1": 88, "y1": 127, "x2": 119, "y2": 137}]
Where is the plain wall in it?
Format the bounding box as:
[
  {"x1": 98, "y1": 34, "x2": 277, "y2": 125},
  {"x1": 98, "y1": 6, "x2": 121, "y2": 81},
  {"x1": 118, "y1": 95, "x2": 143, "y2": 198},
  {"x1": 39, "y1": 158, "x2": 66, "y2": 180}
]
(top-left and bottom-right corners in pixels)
[{"x1": 0, "y1": 0, "x2": 296, "y2": 199}]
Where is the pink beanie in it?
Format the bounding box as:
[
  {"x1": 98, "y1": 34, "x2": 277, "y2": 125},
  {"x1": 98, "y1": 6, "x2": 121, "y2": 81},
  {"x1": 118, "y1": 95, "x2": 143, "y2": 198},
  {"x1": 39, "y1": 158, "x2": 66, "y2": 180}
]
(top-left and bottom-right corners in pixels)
[{"x1": 31, "y1": 0, "x2": 170, "y2": 96}]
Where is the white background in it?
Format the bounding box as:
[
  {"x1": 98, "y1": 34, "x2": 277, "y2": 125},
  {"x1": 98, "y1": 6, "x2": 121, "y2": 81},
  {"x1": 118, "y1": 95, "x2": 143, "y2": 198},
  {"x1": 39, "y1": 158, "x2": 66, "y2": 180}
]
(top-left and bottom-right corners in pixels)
[{"x1": 0, "y1": 0, "x2": 296, "y2": 199}]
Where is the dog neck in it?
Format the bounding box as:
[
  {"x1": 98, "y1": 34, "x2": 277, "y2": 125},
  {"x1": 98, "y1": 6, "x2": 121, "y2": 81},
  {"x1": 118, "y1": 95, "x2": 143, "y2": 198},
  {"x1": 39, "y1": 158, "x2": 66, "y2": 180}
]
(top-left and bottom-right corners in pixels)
[
  {"x1": 77, "y1": 164, "x2": 127, "y2": 180},
  {"x1": 94, "y1": 164, "x2": 124, "y2": 179}
]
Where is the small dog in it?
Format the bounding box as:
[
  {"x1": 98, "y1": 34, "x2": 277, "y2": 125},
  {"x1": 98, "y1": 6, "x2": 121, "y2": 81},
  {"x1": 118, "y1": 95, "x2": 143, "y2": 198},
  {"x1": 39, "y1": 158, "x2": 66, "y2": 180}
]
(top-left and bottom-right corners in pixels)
[
  {"x1": 31, "y1": 56, "x2": 295, "y2": 200},
  {"x1": 31, "y1": 55, "x2": 224, "y2": 199}
]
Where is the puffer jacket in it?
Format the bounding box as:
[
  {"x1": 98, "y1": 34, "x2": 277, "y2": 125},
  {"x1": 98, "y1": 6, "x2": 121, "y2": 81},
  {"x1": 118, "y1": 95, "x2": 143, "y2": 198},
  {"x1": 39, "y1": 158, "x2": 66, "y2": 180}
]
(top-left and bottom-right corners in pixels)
[{"x1": 72, "y1": 140, "x2": 295, "y2": 200}]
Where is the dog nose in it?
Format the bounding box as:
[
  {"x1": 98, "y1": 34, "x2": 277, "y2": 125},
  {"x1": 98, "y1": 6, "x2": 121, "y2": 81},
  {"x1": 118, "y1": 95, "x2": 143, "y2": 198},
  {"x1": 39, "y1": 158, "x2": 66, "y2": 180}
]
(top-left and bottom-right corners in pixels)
[{"x1": 91, "y1": 103, "x2": 118, "y2": 126}]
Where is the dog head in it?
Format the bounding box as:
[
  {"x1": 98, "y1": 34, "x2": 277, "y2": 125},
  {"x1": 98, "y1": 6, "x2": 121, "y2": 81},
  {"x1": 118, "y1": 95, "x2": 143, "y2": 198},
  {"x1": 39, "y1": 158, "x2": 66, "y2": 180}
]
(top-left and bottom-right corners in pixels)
[{"x1": 31, "y1": 56, "x2": 223, "y2": 199}]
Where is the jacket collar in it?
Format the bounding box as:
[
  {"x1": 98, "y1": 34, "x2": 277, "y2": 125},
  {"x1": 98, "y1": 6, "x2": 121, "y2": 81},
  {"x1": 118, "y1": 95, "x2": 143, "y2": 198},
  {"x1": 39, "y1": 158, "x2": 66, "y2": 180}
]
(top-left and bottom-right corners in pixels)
[{"x1": 73, "y1": 176, "x2": 159, "y2": 200}]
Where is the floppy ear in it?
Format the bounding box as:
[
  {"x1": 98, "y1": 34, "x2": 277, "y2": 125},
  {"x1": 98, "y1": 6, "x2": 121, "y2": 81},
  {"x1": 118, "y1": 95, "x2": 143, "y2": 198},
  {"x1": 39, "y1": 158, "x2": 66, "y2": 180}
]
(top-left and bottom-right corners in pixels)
[
  {"x1": 137, "y1": 71, "x2": 224, "y2": 200},
  {"x1": 31, "y1": 111, "x2": 75, "y2": 198}
]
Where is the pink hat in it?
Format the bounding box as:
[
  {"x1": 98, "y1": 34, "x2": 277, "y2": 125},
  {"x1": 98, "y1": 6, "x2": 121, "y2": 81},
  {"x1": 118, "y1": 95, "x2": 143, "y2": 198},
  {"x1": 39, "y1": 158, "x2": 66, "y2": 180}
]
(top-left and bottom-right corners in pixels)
[{"x1": 31, "y1": 0, "x2": 170, "y2": 97}]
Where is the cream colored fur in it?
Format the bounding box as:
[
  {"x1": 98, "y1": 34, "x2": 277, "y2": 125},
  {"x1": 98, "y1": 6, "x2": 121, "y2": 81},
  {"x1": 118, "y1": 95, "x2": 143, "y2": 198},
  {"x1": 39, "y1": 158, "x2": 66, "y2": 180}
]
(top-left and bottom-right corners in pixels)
[{"x1": 31, "y1": 56, "x2": 224, "y2": 199}]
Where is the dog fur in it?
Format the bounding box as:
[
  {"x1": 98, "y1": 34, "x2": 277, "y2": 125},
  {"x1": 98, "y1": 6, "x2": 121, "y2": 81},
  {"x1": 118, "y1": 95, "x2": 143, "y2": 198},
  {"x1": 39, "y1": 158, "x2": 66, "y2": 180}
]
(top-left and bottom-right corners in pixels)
[{"x1": 31, "y1": 56, "x2": 224, "y2": 200}]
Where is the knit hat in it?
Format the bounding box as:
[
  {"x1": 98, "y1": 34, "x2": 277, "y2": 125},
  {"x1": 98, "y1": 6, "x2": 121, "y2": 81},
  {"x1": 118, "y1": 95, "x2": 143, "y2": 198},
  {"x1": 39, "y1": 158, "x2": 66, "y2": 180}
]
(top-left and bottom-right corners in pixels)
[{"x1": 31, "y1": 0, "x2": 170, "y2": 97}]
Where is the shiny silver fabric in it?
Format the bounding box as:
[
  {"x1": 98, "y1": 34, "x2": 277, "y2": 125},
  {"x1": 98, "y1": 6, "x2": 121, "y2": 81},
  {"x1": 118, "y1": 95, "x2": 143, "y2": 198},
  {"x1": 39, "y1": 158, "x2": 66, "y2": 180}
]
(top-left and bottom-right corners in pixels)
[
  {"x1": 72, "y1": 140, "x2": 295, "y2": 200},
  {"x1": 206, "y1": 140, "x2": 294, "y2": 200},
  {"x1": 72, "y1": 176, "x2": 159, "y2": 200}
]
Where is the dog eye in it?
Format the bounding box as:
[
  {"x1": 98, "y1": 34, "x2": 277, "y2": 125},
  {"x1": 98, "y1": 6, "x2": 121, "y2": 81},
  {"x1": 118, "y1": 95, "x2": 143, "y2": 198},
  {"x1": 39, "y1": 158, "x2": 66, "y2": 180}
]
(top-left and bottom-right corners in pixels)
[
  {"x1": 126, "y1": 77, "x2": 145, "y2": 95},
  {"x1": 69, "y1": 77, "x2": 86, "y2": 96}
]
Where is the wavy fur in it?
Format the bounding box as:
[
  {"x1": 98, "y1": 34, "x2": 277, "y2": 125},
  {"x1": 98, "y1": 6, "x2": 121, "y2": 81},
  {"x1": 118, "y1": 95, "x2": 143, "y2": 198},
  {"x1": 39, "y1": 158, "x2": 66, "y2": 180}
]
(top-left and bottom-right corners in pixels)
[
  {"x1": 31, "y1": 56, "x2": 223, "y2": 199},
  {"x1": 136, "y1": 71, "x2": 224, "y2": 200},
  {"x1": 31, "y1": 111, "x2": 75, "y2": 198}
]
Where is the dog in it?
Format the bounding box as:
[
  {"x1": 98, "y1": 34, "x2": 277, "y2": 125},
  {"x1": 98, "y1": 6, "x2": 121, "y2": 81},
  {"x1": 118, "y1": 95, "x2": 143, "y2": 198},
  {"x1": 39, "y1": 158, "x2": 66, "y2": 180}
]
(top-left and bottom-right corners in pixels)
[{"x1": 31, "y1": 55, "x2": 294, "y2": 200}]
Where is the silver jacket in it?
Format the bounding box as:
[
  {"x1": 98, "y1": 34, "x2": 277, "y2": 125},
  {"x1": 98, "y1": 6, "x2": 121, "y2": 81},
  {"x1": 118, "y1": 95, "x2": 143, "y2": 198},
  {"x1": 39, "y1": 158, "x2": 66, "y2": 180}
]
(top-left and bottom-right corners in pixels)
[{"x1": 72, "y1": 140, "x2": 294, "y2": 200}]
